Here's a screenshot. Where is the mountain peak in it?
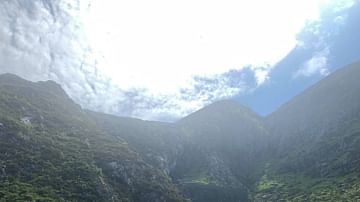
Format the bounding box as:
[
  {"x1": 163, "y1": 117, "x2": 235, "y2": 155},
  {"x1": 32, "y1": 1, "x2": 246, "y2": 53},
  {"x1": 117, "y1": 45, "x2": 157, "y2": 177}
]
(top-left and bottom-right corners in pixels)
[
  {"x1": 267, "y1": 61, "x2": 360, "y2": 135},
  {"x1": 207, "y1": 99, "x2": 243, "y2": 108},
  {"x1": 182, "y1": 99, "x2": 258, "y2": 118},
  {"x1": 178, "y1": 99, "x2": 261, "y2": 127},
  {"x1": 0, "y1": 73, "x2": 68, "y2": 100},
  {"x1": 0, "y1": 73, "x2": 30, "y2": 85},
  {"x1": 0, "y1": 73, "x2": 22, "y2": 79},
  {"x1": 35, "y1": 80, "x2": 68, "y2": 98}
]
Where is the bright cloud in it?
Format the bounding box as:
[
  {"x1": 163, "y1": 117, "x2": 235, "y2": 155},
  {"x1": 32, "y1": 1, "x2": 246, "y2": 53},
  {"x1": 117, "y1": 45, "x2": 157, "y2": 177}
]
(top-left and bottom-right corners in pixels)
[
  {"x1": 0, "y1": 0, "x2": 357, "y2": 121},
  {"x1": 295, "y1": 48, "x2": 330, "y2": 78},
  {"x1": 83, "y1": 0, "x2": 321, "y2": 93}
]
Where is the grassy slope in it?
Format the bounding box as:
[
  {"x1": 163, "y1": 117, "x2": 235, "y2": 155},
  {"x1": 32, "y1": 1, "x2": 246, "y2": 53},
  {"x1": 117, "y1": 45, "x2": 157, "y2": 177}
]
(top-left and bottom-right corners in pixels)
[
  {"x1": 256, "y1": 62, "x2": 360, "y2": 201},
  {"x1": 254, "y1": 118, "x2": 360, "y2": 201},
  {"x1": 1, "y1": 61, "x2": 360, "y2": 202},
  {"x1": 0, "y1": 74, "x2": 187, "y2": 202}
]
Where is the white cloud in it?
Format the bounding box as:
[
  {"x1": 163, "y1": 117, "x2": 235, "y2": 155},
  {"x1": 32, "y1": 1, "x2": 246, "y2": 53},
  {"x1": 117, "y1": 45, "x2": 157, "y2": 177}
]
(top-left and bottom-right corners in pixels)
[
  {"x1": 334, "y1": 15, "x2": 347, "y2": 25},
  {"x1": 0, "y1": 0, "x2": 356, "y2": 121},
  {"x1": 249, "y1": 66, "x2": 271, "y2": 86},
  {"x1": 297, "y1": 0, "x2": 357, "y2": 49},
  {"x1": 83, "y1": 0, "x2": 322, "y2": 94},
  {"x1": 294, "y1": 48, "x2": 330, "y2": 78},
  {"x1": 320, "y1": 0, "x2": 358, "y2": 13}
]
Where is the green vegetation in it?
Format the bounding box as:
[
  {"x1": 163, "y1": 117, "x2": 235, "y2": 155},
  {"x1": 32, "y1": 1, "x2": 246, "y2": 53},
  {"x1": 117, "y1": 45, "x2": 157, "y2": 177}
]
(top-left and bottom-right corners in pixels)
[
  {"x1": 255, "y1": 173, "x2": 360, "y2": 201},
  {"x1": 192, "y1": 175, "x2": 211, "y2": 185},
  {"x1": 259, "y1": 62, "x2": 360, "y2": 201},
  {"x1": 1, "y1": 61, "x2": 360, "y2": 201},
  {"x1": 0, "y1": 74, "x2": 186, "y2": 202}
]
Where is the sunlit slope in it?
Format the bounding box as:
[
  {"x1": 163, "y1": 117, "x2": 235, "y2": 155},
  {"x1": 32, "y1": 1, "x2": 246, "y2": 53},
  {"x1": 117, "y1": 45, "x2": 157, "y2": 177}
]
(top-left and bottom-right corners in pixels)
[{"x1": 0, "y1": 74, "x2": 186, "y2": 202}]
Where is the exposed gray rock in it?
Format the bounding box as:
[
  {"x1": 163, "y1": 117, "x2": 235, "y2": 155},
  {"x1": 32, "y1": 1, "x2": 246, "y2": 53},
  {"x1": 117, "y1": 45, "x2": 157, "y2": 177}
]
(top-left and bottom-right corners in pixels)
[
  {"x1": 0, "y1": 163, "x2": 6, "y2": 180},
  {"x1": 21, "y1": 117, "x2": 32, "y2": 125},
  {"x1": 207, "y1": 153, "x2": 241, "y2": 187},
  {"x1": 108, "y1": 161, "x2": 133, "y2": 186}
]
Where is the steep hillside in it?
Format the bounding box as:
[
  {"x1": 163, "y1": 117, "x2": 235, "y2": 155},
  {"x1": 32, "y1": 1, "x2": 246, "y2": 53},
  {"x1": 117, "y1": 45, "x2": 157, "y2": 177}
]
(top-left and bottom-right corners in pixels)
[
  {"x1": 175, "y1": 100, "x2": 270, "y2": 202},
  {"x1": 0, "y1": 74, "x2": 186, "y2": 202},
  {"x1": 89, "y1": 100, "x2": 270, "y2": 202},
  {"x1": 256, "y1": 62, "x2": 360, "y2": 201},
  {"x1": 88, "y1": 111, "x2": 185, "y2": 177},
  {"x1": 0, "y1": 74, "x2": 269, "y2": 202},
  {"x1": 268, "y1": 61, "x2": 360, "y2": 146},
  {"x1": 1, "y1": 60, "x2": 360, "y2": 202}
]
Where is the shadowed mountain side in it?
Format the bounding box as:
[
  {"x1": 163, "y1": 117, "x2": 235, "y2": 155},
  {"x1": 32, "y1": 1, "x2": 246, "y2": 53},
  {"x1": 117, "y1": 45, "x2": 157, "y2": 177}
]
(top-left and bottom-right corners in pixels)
[
  {"x1": 267, "y1": 61, "x2": 360, "y2": 152},
  {"x1": 256, "y1": 61, "x2": 360, "y2": 201},
  {"x1": 175, "y1": 100, "x2": 270, "y2": 201}
]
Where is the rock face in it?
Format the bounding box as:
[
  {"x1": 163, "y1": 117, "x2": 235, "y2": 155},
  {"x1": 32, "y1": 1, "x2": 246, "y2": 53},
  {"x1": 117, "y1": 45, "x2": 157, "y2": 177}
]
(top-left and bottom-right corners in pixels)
[
  {"x1": 1, "y1": 61, "x2": 360, "y2": 201},
  {"x1": 20, "y1": 117, "x2": 31, "y2": 125}
]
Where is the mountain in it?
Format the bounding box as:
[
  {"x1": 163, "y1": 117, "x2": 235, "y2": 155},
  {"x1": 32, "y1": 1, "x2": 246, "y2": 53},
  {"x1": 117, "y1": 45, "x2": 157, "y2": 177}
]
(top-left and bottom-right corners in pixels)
[
  {"x1": 0, "y1": 74, "x2": 186, "y2": 202},
  {"x1": 174, "y1": 100, "x2": 269, "y2": 201},
  {"x1": 89, "y1": 100, "x2": 269, "y2": 202},
  {"x1": 0, "y1": 61, "x2": 360, "y2": 202},
  {"x1": 268, "y1": 61, "x2": 360, "y2": 144},
  {"x1": 256, "y1": 62, "x2": 360, "y2": 201}
]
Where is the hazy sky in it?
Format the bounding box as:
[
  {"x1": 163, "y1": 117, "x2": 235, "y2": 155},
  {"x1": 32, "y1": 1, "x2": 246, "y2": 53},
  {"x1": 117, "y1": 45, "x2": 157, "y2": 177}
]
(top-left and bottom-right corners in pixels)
[{"x1": 0, "y1": 0, "x2": 359, "y2": 121}]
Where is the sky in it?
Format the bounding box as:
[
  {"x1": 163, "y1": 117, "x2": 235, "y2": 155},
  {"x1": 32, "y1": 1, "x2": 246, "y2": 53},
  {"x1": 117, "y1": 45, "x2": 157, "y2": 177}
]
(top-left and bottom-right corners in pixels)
[{"x1": 0, "y1": 0, "x2": 359, "y2": 121}]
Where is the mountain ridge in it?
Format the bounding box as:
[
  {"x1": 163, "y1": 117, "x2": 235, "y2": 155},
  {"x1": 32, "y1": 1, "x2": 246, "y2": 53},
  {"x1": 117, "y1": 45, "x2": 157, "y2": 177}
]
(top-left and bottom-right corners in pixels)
[{"x1": 0, "y1": 60, "x2": 360, "y2": 201}]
